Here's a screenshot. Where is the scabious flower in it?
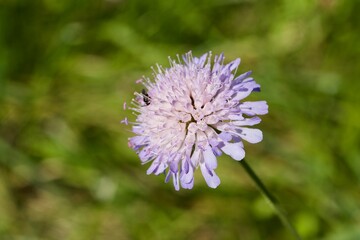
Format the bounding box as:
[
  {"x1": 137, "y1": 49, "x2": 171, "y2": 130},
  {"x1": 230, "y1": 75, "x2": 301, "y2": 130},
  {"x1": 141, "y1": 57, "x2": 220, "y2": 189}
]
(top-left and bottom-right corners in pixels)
[{"x1": 127, "y1": 51, "x2": 268, "y2": 190}]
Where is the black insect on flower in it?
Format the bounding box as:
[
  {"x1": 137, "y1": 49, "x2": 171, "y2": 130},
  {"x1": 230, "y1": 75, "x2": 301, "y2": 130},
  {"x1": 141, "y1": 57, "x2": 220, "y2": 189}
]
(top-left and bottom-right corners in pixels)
[{"x1": 142, "y1": 89, "x2": 151, "y2": 106}]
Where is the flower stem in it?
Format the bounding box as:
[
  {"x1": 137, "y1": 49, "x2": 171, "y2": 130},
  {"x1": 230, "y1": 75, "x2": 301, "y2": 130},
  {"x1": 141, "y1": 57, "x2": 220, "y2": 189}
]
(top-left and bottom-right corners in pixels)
[{"x1": 240, "y1": 159, "x2": 302, "y2": 240}]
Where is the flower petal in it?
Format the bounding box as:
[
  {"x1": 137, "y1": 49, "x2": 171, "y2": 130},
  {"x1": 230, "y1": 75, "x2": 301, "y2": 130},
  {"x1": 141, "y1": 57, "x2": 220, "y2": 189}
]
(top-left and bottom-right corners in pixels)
[
  {"x1": 218, "y1": 132, "x2": 232, "y2": 142},
  {"x1": 181, "y1": 177, "x2": 194, "y2": 189},
  {"x1": 237, "y1": 127, "x2": 263, "y2": 144},
  {"x1": 228, "y1": 114, "x2": 245, "y2": 121},
  {"x1": 231, "y1": 71, "x2": 252, "y2": 86},
  {"x1": 203, "y1": 145, "x2": 218, "y2": 170},
  {"x1": 172, "y1": 172, "x2": 180, "y2": 191},
  {"x1": 240, "y1": 101, "x2": 268, "y2": 116},
  {"x1": 223, "y1": 58, "x2": 240, "y2": 72},
  {"x1": 221, "y1": 141, "x2": 245, "y2": 161},
  {"x1": 154, "y1": 162, "x2": 167, "y2": 175},
  {"x1": 180, "y1": 158, "x2": 194, "y2": 184},
  {"x1": 193, "y1": 53, "x2": 208, "y2": 67},
  {"x1": 128, "y1": 136, "x2": 148, "y2": 150},
  {"x1": 190, "y1": 147, "x2": 201, "y2": 167},
  {"x1": 146, "y1": 160, "x2": 159, "y2": 175},
  {"x1": 231, "y1": 79, "x2": 260, "y2": 101},
  {"x1": 139, "y1": 147, "x2": 154, "y2": 163},
  {"x1": 200, "y1": 162, "x2": 220, "y2": 188},
  {"x1": 232, "y1": 116, "x2": 262, "y2": 126}
]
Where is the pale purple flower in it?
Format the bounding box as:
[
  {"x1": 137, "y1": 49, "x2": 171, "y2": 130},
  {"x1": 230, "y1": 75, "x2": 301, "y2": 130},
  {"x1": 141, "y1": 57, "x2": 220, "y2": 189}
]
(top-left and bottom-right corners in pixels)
[{"x1": 127, "y1": 51, "x2": 268, "y2": 190}]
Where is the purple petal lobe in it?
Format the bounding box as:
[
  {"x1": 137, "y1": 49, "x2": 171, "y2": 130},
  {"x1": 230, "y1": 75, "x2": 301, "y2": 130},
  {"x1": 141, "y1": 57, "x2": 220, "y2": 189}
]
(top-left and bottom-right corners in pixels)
[
  {"x1": 154, "y1": 162, "x2": 167, "y2": 175},
  {"x1": 194, "y1": 53, "x2": 208, "y2": 67},
  {"x1": 228, "y1": 114, "x2": 245, "y2": 121},
  {"x1": 181, "y1": 169, "x2": 193, "y2": 184},
  {"x1": 181, "y1": 177, "x2": 194, "y2": 189},
  {"x1": 181, "y1": 158, "x2": 194, "y2": 184},
  {"x1": 165, "y1": 171, "x2": 171, "y2": 183},
  {"x1": 212, "y1": 146, "x2": 222, "y2": 157},
  {"x1": 240, "y1": 101, "x2": 268, "y2": 116},
  {"x1": 237, "y1": 127, "x2": 263, "y2": 144},
  {"x1": 232, "y1": 81, "x2": 261, "y2": 101},
  {"x1": 228, "y1": 58, "x2": 241, "y2": 71},
  {"x1": 218, "y1": 132, "x2": 232, "y2": 141},
  {"x1": 139, "y1": 148, "x2": 153, "y2": 163},
  {"x1": 147, "y1": 161, "x2": 160, "y2": 175},
  {"x1": 203, "y1": 145, "x2": 218, "y2": 170},
  {"x1": 232, "y1": 116, "x2": 262, "y2": 126},
  {"x1": 200, "y1": 163, "x2": 220, "y2": 188},
  {"x1": 128, "y1": 136, "x2": 147, "y2": 150},
  {"x1": 173, "y1": 172, "x2": 180, "y2": 191},
  {"x1": 232, "y1": 71, "x2": 252, "y2": 85},
  {"x1": 182, "y1": 158, "x2": 189, "y2": 173},
  {"x1": 190, "y1": 148, "x2": 201, "y2": 167},
  {"x1": 221, "y1": 142, "x2": 245, "y2": 161}
]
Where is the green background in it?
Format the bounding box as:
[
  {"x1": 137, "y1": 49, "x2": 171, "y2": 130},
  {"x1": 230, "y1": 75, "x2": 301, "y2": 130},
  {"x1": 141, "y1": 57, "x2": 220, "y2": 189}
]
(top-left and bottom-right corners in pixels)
[{"x1": 1, "y1": 0, "x2": 359, "y2": 239}]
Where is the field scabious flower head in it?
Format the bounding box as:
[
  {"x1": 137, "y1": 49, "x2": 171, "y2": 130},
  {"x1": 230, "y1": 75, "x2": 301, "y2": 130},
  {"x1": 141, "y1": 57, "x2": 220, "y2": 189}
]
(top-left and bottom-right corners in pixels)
[{"x1": 127, "y1": 52, "x2": 268, "y2": 190}]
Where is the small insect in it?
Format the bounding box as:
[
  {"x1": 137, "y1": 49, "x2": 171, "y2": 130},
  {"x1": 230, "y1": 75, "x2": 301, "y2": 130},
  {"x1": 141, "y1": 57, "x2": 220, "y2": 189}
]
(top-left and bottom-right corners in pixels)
[{"x1": 142, "y1": 89, "x2": 151, "y2": 106}]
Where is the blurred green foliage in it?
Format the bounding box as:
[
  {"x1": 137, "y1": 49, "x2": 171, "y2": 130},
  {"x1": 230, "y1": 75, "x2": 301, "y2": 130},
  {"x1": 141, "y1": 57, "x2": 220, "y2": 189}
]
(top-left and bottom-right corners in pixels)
[{"x1": 0, "y1": 0, "x2": 360, "y2": 239}]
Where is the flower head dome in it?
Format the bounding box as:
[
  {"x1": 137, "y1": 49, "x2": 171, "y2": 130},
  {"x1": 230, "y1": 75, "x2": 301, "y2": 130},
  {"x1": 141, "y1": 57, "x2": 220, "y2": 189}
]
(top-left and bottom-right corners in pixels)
[{"x1": 127, "y1": 52, "x2": 268, "y2": 190}]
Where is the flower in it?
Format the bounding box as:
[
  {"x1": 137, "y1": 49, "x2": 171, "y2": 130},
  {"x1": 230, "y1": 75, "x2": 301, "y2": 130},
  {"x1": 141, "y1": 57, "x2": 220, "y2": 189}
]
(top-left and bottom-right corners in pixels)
[{"x1": 127, "y1": 51, "x2": 268, "y2": 190}]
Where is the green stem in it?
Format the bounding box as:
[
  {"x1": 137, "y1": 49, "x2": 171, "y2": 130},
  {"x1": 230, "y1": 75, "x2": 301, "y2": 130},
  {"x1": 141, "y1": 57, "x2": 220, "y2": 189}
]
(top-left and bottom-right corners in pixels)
[{"x1": 240, "y1": 159, "x2": 302, "y2": 240}]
